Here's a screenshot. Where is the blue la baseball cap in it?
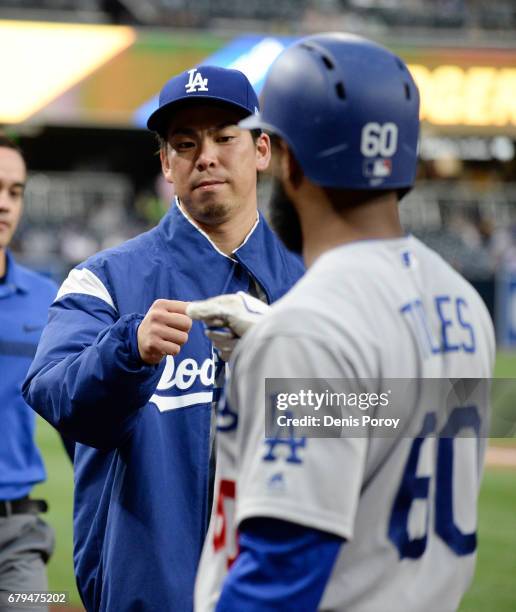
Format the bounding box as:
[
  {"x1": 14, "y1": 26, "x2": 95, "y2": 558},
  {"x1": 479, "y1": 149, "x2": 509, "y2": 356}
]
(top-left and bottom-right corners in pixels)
[{"x1": 147, "y1": 65, "x2": 260, "y2": 136}]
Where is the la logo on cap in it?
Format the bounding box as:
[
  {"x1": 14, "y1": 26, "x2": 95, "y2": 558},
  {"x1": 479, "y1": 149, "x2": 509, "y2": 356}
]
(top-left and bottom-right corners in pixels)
[{"x1": 185, "y1": 68, "x2": 208, "y2": 93}]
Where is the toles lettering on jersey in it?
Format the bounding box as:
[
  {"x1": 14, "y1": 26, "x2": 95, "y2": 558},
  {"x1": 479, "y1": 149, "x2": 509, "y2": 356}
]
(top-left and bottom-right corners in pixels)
[{"x1": 195, "y1": 236, "x2": 495, "y2": 612}]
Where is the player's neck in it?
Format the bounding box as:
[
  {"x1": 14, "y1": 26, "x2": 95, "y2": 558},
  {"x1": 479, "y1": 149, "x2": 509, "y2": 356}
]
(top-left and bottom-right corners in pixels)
[
  {"x1": 299, "y1": 191, "x2": 404, "y2": 267},
  {"x1": 190, "y1": 201, "x2": 259, "y2": 256}
]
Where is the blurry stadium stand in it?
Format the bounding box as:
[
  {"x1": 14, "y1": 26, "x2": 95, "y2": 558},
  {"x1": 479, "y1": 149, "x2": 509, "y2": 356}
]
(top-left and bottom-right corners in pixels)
[
  {"x1": 13, "y1": 170, "x2": 138, "y2": 281},
  {"x1": 0, "y1": 0, "x2": 306, "y2": 26},
  {"x1": 401, "y1": 181, "x2": 516, "y2": 319},
  {"x1": 0, "y1": 0, "x2": 515, "y2": 34}
]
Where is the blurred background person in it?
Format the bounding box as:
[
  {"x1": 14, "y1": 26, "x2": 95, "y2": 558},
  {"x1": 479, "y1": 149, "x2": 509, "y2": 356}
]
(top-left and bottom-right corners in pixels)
[{"x1": 0, "y1": 134, "x2": 57, "y2": 609}]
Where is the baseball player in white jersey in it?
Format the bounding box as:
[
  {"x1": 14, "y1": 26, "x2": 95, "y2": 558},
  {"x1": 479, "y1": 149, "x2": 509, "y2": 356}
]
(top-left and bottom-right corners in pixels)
[{"x1": 189, "y1": 33, "x2": 496, "y2": 611}]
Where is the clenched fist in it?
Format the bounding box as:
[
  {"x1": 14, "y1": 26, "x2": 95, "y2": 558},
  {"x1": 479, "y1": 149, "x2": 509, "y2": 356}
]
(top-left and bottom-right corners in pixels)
[{"x1": 137, "y1": 299, "x2": 192, "y2": 365}]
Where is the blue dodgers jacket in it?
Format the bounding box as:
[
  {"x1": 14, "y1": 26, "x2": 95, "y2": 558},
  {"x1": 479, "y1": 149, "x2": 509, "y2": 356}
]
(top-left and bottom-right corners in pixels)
[{"x1": 23, "y1": 201, "x2": 304, "y2": 612}]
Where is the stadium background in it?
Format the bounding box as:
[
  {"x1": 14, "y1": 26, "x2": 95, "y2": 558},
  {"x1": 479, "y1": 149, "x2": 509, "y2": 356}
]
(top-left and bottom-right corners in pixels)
[{"x1": 0, "y1": 0, "x2": 515, "y2": 609}]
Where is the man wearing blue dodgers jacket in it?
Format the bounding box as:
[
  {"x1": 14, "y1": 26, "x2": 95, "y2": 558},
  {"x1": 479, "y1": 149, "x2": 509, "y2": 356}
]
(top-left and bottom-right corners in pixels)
[{"x1": 23, "y1": 66, "x2": 304, "y2": 611}]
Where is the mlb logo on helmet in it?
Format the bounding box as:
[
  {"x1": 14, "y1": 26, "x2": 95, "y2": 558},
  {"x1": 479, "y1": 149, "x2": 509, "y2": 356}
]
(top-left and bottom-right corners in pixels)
[{"x1": 363, "y1": 158, "x2": 392, "y2": 179}]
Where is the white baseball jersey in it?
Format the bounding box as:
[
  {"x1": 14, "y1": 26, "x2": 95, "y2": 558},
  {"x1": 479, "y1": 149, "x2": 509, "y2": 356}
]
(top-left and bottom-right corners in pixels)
[{"x1": 195, "y1": 235, "x2": 495, "y2": 612}]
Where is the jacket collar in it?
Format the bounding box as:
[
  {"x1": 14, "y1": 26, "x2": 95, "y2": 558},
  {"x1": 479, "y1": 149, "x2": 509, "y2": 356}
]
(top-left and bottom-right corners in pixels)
[
  {"x1": 0, "y1": 250, "x2": 29, "y2": 297},
  {"x1": 157, "y1": 199, "x2": 303, "y2": 303},
  {"x1": 174, "y1": 197, "x2": 260, "y2": 262}
]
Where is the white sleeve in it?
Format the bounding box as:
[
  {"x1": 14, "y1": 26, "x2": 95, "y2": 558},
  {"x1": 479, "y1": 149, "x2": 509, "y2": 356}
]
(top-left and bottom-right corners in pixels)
[{"x1": 229, "y1": 329, "x2": 369, "y2": 541}]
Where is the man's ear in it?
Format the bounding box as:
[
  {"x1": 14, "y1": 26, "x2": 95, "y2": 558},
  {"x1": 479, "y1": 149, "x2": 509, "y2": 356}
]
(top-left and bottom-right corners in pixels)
[
  {"x1": 255, "y1": 132, "x2": 271, "y2": 172},
  {"x1": 160, "y1": 145, "x2": 175, "y2": 184}
]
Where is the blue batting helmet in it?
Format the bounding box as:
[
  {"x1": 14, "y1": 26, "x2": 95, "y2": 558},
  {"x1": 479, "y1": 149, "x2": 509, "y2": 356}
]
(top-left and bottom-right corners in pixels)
[{"x1": 241, "y1": 33, "x2": 420, "y2": 190}]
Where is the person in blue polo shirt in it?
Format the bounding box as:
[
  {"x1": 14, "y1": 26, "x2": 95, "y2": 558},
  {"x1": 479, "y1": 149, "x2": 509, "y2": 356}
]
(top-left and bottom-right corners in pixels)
[
  {"x1": 0, "y1": 134, "x2": 57, "y2": 601},
  {"x1": 23, "y1": 67, "x2": 304, "y2": 611}
]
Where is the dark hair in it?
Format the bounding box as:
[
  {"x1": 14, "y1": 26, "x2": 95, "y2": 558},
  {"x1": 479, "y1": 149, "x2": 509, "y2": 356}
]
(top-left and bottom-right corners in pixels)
[
  {"x1": 0, "y1": 133, "x2": 25, "y2": 163},
  {"x1": 156, "y1": 132, "x2": 167, "y2": 152}
]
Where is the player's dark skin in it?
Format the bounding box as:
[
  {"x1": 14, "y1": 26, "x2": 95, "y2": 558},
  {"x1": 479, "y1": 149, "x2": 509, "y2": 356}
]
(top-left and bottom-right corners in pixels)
[{"x1": 272, "y1": 140, "x2": 403, "y2": 268}]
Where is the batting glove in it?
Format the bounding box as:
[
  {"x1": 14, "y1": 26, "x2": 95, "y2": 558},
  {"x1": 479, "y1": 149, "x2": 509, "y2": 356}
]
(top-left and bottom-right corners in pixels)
[{"x1": 186, "y1": 291, "x2": 270, "y2": 361}]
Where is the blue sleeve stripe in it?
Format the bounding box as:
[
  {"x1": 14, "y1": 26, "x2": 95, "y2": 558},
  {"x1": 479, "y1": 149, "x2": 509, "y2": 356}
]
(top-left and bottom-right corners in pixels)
[
  {"x1": 54, "y1": 293, "x2": 118, "y2": 321},
  {"x1": 216, "y1": 518, "x2": 343, "y2": 611}
]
